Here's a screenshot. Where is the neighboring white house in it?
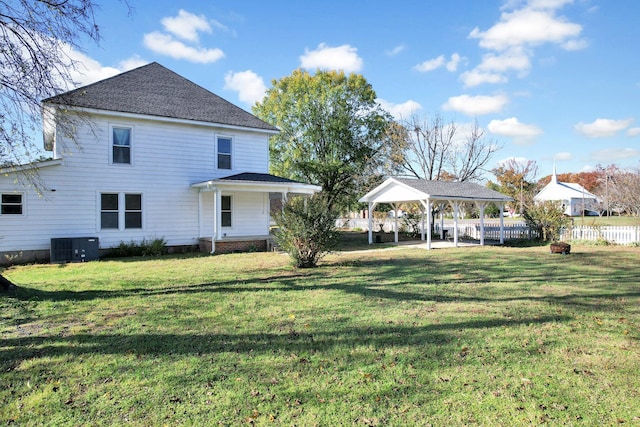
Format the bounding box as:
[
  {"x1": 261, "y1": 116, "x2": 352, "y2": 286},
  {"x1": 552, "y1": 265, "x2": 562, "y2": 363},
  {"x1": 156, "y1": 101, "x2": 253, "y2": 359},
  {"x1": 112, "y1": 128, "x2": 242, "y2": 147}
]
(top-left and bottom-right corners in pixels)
[
  {"x1": 0, "y1": 62, "x2": 320, "y2": 264},
  {"x1": 534, "y1": 170, "x2": 600, "y2": 216}
]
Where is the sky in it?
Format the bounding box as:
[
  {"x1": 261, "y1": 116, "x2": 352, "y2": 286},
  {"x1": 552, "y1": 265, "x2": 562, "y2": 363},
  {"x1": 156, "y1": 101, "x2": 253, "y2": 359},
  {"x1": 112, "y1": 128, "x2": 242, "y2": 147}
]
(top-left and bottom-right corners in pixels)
[{"x1": 63, "y1": 0, "x2": 639, "y2": 180}]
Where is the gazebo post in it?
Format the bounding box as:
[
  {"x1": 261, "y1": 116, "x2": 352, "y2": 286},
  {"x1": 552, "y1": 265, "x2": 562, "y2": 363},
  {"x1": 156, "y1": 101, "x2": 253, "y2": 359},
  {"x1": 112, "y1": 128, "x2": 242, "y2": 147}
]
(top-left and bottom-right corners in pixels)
[
  {"x1": 477, "y1": 201, "x2": 486, "y2": 246},
  {"x1": 392, "y1": 203, "x2": 399, "y2": 243},
  {"x1": 453, "y1": 201, "x2": 460, "y2": 247},
  {"x1": 367, "y1": 202, "x2": 374, "y2": 244},
  {"x1": 424, "y1": 199, "x2": 432, "y2": 250},
  {"x1": 420, "y1": 205, "x2": 425, "y2": 241},
  {"x1": 499, "y1": 202, "x2": 505, "y2": 244}
]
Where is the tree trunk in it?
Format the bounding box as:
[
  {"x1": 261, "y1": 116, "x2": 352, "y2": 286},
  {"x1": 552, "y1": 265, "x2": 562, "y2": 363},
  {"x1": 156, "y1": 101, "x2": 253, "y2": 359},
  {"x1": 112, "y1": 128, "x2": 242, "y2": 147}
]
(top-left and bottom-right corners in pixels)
[{"x1": 0, "y1": 273, "x2": 16, "y2": 292}]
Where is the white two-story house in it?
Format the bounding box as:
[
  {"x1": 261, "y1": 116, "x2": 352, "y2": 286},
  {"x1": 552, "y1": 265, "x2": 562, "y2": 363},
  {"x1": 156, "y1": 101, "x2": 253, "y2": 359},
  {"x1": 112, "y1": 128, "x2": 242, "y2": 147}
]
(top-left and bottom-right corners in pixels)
[{"x1": 0, "y1": 62, "x2": 320, "y2": 264}]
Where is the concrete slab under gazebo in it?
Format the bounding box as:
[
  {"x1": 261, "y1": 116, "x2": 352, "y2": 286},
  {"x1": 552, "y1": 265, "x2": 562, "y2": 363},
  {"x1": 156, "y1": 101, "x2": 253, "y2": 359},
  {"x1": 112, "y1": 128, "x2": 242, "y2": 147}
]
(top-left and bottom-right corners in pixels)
[{"x1": 358, "y1": 177, "x2": 513, "y2": 249}]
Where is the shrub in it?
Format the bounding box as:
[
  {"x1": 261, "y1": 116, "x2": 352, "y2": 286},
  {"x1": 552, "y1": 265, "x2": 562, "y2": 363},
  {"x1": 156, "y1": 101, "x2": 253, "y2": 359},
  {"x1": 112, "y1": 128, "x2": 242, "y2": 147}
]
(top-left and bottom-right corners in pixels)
[
  {"x1": 522, "y1": 201, "x2": 570, "y2": 242},
  {"x1": 106, "y1": 237, "x2": 167, "y2": 258},
  {"x1": 272, "y1": 194, "x2": 340, "y2": 268}
]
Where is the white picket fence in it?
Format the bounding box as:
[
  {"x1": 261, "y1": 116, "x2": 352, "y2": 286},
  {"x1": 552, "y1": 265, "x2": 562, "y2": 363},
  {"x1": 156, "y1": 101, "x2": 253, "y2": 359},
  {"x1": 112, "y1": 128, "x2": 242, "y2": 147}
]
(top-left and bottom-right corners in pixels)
[{"x1": 336, "y1": 218, "x2": 640, "y2": 245}]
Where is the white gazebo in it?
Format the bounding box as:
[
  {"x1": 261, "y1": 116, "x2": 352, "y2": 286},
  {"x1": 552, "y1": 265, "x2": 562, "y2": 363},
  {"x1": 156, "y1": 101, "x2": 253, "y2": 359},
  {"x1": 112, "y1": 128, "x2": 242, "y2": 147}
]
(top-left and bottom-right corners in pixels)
[{"x1": 358, "y1": 177, "x2": 513, "y2": 249}]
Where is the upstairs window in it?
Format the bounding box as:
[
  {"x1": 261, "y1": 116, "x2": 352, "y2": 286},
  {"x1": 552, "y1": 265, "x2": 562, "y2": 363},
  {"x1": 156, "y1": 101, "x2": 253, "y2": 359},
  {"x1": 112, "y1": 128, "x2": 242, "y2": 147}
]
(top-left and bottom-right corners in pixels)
[
  {"x1": 112, "y1": 127, "x2": 131, "y2": 164},
  {"x1": 1, "y1": 194, "x2": 23, "y2": 215},
  {"x1": 221, "y1": 195, "x2": 232, "y2": 227},
  {"x1": 217, "y1": 136, "x2": 232, "y2": 170}
]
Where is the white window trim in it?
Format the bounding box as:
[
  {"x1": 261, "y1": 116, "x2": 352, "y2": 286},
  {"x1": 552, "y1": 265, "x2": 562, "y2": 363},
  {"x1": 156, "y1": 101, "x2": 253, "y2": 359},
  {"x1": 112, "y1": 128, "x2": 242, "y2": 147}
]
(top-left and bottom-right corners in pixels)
[
  {"x1": 98, "y1": 191, "x2": 145, "y2": 231},
  {"x1": 0, "y1": 192, "x2": 25, "y2": 217},
  {"x1": 216, "y1": 134, "x2": 233, "y2": 171},
  {"x1": 109, "y1": 124, "x2": 134, "y2": 166}
]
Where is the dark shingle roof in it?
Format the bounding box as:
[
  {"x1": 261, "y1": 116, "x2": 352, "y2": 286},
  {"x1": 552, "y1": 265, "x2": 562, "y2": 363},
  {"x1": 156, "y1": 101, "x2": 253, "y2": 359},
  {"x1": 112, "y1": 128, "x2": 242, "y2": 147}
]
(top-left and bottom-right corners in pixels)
[
  {"x1": 395, "y1": 178, "x2": 512, "y2": 201},
  {"x1": 44, "y1": 62, "x2": 278, "y2": 132},
  {"x1": 218, "y1": 172, "x2": 307, "y2": 184}
]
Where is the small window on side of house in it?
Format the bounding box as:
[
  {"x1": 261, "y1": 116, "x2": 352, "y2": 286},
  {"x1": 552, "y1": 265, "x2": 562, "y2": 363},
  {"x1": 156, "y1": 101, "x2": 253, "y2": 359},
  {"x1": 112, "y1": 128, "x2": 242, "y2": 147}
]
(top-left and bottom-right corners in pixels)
[
  {"x1": 1, "y1": 194, "x2": 23, "y2": 215},
  {"x1": 217, "y1": 137, "x2": 232, "y2": 170},
  {"x1": 221, "y1": 195, "x2": 232, "y2": 227}
]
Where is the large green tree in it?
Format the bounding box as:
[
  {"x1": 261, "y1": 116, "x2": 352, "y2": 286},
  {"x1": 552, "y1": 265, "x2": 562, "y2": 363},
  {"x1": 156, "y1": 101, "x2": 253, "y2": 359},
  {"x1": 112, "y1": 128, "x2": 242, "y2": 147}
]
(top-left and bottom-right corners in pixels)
[{"x1": 252, "y1": 69, "x2": 392, "y2": 211}]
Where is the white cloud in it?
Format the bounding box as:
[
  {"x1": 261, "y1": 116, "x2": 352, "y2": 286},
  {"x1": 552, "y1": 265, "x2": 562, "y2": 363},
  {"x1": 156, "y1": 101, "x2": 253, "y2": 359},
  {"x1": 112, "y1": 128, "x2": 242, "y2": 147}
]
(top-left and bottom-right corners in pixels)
[
  {"x1": 590, "y1": 148, "x2": 640, "y2": 162},
  {"x1": 377, "y1": 98, "x2": 422, "y2": 120},
  {"x1": 386, "y1": 44, "x2": 406, "y2": 56},
  {"x1": 446, "y1": 53, "x2": 463, "y2": 72},
  {"x1": 161, "y1": 9, "x2": 212, "y2": 42},
  {"x1": 143, "y1": 31, "x2": 224, "y2": 63},
  {"x1": 469, "y1": 8, "x2": 583, "y2": 51},
  {"x1": 442, "y1": 94, "x2": 509, "y2": 116},
  {"x1": 462, "y1": 48, "x2": 531, "y2": 87},
  {"x1": 300, "y1": 43, "x2": 363, "y2": 73},
  {"x1": 224, "y1": 70, "x2": 267, "y2": 106},
  {"x1": 415, "y1": 53, "x2": 463, "y2": 73},
  {"x1": 627, "y1": 127, "x2": 640, "y2": 137},
  {"x1": 460, "y1": 69, "x2": 507, "y2": 87},
  {"x1": 575, "y1": 118, "x2": 634, "y2": 138},
  {"x1": 414, "y1": 55, "x2": 445, "y2": 72},
  {"x1": 465, "y1": 1, "x2": 586, "y2": 87},
  {"x1": 554, "y1": 151, "x2": 573, "y2": 161},
  {"x1": 488, "y1": 117, "x2": 542, "y2": 141}
]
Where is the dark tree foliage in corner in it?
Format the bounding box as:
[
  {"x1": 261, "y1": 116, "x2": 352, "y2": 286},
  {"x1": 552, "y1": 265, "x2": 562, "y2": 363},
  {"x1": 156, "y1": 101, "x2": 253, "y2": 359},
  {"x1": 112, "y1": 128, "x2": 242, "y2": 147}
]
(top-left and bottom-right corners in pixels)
[
  {"x1": 1, "y1": 0, "x2": 122, "y2": 291},
  {"x1": 272, "y1": 194, "x2": 341, "y2": 268}
]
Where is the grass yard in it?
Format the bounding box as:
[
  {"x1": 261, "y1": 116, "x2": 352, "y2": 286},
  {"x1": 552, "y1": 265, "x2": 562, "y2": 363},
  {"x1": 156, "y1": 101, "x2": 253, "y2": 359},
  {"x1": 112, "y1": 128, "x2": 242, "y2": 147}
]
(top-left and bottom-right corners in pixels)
[{"x1": 1, "y1": 243, "x2": 639, "y2": 426}]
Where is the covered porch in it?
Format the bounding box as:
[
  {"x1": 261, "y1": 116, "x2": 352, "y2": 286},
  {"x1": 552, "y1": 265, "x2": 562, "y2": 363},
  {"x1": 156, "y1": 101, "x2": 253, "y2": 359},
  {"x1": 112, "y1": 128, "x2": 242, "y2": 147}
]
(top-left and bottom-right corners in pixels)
[
  {"x1": 191, "y1": 172, "x2": 321, "y2": 253},
  {"x1": 358, "y1": 177, "x2": 513, "y2": 250}
]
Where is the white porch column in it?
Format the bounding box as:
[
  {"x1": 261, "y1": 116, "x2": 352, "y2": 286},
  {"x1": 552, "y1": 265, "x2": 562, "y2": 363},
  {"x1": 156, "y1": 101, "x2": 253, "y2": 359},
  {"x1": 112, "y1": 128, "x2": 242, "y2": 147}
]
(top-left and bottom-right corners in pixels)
[
  {"x1": 477, "y1": 201, "x2": 486, "y2": 246},
  {"x1": 214, "y1": 188, "x2": 222, "y2": 248},
  {"x1": 499, "y1": 202, "x2": 505, "y2": 244}
]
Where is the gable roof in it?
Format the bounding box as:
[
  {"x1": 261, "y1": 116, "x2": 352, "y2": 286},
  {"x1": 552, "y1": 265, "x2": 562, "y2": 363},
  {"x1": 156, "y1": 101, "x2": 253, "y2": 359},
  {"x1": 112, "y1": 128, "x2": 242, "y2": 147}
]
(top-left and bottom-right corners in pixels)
[
  {"x1": 534, "y1": 179, "x2": 599, "y2": 202},
  {"x1": 43, "y1": 62, "x2": 278, "y2": 132},
  {"x1": 360, "y1": 177, "x2": 512, "y2": 204}
]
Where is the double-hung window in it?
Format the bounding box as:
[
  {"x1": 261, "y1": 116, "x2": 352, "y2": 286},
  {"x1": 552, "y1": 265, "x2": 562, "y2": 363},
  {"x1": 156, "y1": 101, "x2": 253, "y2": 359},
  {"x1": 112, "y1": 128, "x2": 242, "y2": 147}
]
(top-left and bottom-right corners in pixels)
[
  {"x1": 112, "y1": 127, "x2": 132, "y2": 164},
  {"x1": 1, "y1": 194, "x2": 23, "y2": 215},
  {"x1": 100, "y1": 192, "x2": 143, "y2": 230},
  {"x1": 217, "y1": 136, "x2": 232, "y2": 170},
  {"x1": 221, "y1": 195, "x2": 232, "y2": 227}
]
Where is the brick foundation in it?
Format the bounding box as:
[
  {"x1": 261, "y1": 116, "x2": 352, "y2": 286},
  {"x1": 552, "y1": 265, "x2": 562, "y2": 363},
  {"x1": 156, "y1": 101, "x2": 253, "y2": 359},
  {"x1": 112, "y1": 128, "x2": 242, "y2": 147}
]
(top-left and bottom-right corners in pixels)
[{"x1": 199, "y1": 238, "x2": 270, "y2": 254}]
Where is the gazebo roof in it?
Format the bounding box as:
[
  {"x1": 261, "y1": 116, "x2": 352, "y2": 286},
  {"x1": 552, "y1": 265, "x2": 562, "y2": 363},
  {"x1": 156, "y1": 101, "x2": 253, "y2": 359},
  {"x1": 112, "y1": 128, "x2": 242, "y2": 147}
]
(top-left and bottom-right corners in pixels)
[{"x1": 359, "y1": 177, "x2": 512, "y2": 205}]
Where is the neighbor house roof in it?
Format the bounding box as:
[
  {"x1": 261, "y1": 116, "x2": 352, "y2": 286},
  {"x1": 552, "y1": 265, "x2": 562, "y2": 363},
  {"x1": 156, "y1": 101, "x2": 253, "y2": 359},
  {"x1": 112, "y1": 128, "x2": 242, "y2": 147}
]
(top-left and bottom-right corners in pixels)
[
  {"x1": 43, "y1": 62, "x2": 278, "y2": 132},
  {"x1": 534, "y1": 174, "x2": 599, "y2": 202},
  {"x1": 359, "y1": 177, "x2": 512, "y2": 204}
]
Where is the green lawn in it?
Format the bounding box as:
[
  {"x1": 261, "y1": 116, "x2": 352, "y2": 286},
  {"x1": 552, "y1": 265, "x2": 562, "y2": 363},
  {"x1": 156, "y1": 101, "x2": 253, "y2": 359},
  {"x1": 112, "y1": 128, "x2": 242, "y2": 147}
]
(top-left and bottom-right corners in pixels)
[{"x1": 1, "y1": 243, "x2": 639, "y2": 426}]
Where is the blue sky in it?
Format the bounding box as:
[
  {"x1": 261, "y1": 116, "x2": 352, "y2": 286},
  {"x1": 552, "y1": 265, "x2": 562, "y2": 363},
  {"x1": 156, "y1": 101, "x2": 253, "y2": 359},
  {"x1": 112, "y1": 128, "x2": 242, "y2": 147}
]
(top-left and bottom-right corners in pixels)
[{"x1": 66, "y1": 0, "x2": 639, "y2": 180}]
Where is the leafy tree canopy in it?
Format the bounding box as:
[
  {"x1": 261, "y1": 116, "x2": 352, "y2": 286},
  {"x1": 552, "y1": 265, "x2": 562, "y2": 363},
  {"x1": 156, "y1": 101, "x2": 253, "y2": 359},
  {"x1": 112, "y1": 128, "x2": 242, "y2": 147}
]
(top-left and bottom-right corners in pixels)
[{"x1": 253, "y1": 69, "x2": 393, "y2": 211}]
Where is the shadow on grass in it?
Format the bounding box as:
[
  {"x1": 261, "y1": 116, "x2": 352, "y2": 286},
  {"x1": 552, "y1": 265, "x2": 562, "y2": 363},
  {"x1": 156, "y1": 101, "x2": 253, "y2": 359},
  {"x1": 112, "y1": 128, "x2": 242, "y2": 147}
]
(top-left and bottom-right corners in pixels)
[{"x1": 1, "y1": 314, "x2": 571, "y2": 363}]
